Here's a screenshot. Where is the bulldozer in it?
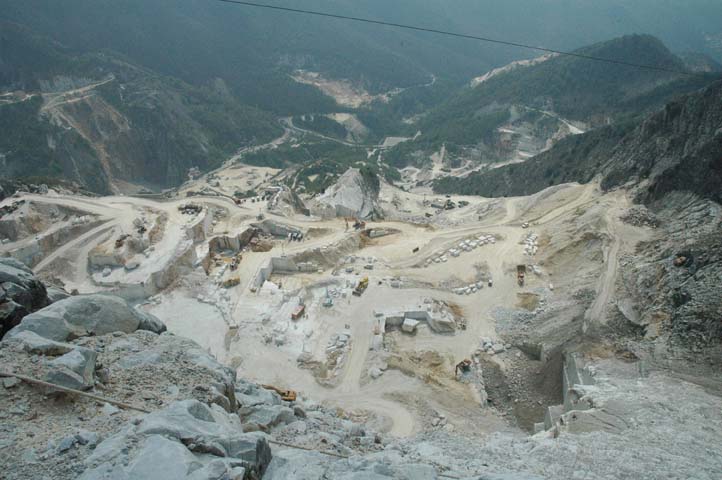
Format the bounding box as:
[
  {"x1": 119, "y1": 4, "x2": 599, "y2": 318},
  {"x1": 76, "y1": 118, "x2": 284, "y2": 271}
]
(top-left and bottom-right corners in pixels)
[
  {"x1": 261, "y1": 384, "x2": 297, "y2": 402},
  {"x1": 353, "y1": 276, "x2": 369, "y2": 296}
]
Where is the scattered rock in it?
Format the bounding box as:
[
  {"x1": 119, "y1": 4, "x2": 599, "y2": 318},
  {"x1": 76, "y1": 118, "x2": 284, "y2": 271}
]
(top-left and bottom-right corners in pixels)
[{"x1": 45, "y1": 347, "x2": 97, "y2": 390}]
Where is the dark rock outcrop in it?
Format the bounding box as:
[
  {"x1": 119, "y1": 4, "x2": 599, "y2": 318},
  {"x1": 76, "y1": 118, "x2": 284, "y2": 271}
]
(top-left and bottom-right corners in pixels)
[
  {"x1": 602, "y1": 80, "x2": 722, "y2": 204},
  {"x1": 0, "y1": 257, "x2": 49, "y2": 337}
]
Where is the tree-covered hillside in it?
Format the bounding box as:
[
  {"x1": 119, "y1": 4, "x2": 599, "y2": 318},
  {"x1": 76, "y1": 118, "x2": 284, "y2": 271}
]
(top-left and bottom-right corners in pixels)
[
  {"x1": 0, "y1": 22, "x2": 281, "y2": 193},
  {"x1": 4, "y1": 0, "x2": 722, "y2": 114},
  {"x1": 382, "y1": 35, "x2": 718, "y2": 173}
]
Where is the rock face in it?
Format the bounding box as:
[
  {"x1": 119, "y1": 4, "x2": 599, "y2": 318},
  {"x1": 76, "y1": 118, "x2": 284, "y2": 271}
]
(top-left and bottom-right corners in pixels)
[
  {"x1": 268, "y1": 186, "x2": 310, "y2": 217},
  {"x1": 0, "y1": 257, "x2": 49, "y2": 338},
  {"x1": 602, "y1": 80, "x2": 722, "y2": 205},
  {"x1": 313, "y1": 168, "x2": 382, "y2": 219},
  {"x1": 435, "y1": 80, "x2": 722, "y2": 201},
  {"x1": 617, "y1": 195, "x2": 722, "y2": 346},
  {"x1": 6, "y1": 293, "x2": 166, "y2": 341}
]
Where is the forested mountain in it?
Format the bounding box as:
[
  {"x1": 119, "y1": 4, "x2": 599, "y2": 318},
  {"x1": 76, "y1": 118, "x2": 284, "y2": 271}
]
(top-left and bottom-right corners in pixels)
[
  {"x1": 434, "y1": 79, "x2": 722, "y2": 204},
  {"x1": 4, "y1": 0, "x2": 722, "y2": 113},
  {"x1": 0, "y1": 22, "x2": 282, "y2": 193},
  {"x1": 384, "y1": 35, "x2": 718, "y2": 175}
]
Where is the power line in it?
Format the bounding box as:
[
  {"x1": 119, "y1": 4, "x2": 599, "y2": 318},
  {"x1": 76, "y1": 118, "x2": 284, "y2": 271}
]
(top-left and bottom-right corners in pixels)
[{"x1": 214, "y1": 0, "x2": 710, "y2": 78}]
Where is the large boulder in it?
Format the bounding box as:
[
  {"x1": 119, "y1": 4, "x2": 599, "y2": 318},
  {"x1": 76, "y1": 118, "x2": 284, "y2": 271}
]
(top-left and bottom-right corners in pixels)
[
  {"x1": 5, "y1": 294, "x2": 166, "y2": 341},
  {"x1": 45, "y1": 346, "x2": 98, "y2": 391},
  {"x1": 0, "y1": 257, "x2": 49, "y2": 337},
  {"x1": 46, "y1": 285, "x2": 71, "y2": 303},
  {"x1": 235, "y1": 380, "x2": 282, "y2": 407},
  {"x1": 426, "y1": 313, "x2": 456, "y2": 334},
  {"x1": 239, "y1": 404, "x2": 295, "y2": 432},
  {"x1": 80, "y1": 400, "x2": 272, "y2": 479},
  {"x1": 4, "y1": 330, "x2": 75, "y2": 355}
]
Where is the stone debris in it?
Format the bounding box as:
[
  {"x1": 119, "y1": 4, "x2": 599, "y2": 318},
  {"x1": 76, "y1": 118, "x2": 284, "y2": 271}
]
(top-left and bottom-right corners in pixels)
[{"x1": 620, "y1": 205, "x2": 660, "y2": 228}]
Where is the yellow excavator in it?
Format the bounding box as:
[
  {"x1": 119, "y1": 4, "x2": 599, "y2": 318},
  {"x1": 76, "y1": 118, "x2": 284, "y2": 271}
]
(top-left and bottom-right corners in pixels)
[{"x1": 353, "y1": 277, "x2": 369, "y2": 296}]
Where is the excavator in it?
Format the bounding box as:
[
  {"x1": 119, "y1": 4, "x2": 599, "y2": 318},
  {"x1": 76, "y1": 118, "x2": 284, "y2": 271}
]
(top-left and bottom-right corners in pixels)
[
  {"x1": 455, "y1": 359, "x2": 472, "y2": 378},
  {"x1": 353, "y1": 276, "x2": 369, "y2": 296},
  {"x1": 261, "y1": 384, "x2": 297, "y2": 402},
  {"x1": 517, "y1": 265, "x2": 526, "y2": 287},
  {"x1": 353, "y1": 218, "x2": 366, "y2": 230}
]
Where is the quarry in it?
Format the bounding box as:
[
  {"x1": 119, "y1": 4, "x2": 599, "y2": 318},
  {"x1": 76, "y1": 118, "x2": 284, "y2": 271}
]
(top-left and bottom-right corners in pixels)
[
  {"x1": 3, "y1": 2, "x2": 722, "y2": 477},
  {"x1": 2, "y1": 164, "x2": 721, "y2": 480}
]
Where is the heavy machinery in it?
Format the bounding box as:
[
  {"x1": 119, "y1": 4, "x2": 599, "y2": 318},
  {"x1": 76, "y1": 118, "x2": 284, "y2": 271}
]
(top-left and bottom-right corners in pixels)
[
  {"x1": 353, "y1": 277, "x2": 369, "y2": 296},
  {"x1": 261, "y1": 384, "x2": 297, "y2": 402},
  {"x1": 115, "y1": 234, "x2": 130, "y2": 249},
  {"x1": 517, "y1": 265, "x2": 527, "y2": 287},
  {"x1": 291, "y1": 304, "x2": 305, "y2": 320},
  {"x1": 353, "y1": 218, "x2": 366, "y2": 230},
  {"x1": 455, "y1": 359, "x2": 472, "y2": 378},
  {"x1": 322, "y1": 288, "x2": 334, "y2": 307}
]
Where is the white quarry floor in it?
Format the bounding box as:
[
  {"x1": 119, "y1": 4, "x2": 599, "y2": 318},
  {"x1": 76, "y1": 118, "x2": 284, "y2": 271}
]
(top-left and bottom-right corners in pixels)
[{"x1": 1, "y1": 179, "x2": 649, "y2": 440}]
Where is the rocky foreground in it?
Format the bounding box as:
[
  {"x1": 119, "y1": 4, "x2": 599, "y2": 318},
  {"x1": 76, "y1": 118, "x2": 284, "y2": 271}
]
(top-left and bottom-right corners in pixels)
[{"x1": 1, "y1": 261, "x2": 722, "y2": 479}]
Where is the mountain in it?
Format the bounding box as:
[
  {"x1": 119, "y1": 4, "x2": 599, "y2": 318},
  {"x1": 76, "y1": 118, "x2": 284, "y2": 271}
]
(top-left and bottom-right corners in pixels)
[
  {"x1": 602, "y1": 80, "x2": 722, "y2": 204},
  {"x1": 3, "y1": 2, "x2": 722, "y2": 192},
  {"x1": 0, "y1": 22, "x2": 282, "y2": 193},
  {"x1": 434, "y1": 79, "x2": 722, "y2": 205},
  {"x1": 4, "y1": 1, "x2": 722, "y2": 114},
  {"x1": 397, "y1": 36, "x2": 715, "y2": 168}
]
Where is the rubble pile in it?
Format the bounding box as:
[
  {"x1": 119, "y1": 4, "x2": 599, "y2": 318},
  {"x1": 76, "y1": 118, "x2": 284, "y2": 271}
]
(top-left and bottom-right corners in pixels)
[
  {"x1": 478, "y1": 336, "x2": 511, "y2": 355},
  {"x1": 0, "y1": 200, "x2": 26, "y2": 219},
  {"x1": 620, "y1": 205, "x2": 660, "y2": 228}
]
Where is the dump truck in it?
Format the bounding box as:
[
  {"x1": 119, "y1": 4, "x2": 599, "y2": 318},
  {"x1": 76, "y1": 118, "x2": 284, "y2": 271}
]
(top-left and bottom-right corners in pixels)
[
  {"x1": 517, "y1": 265, "x2": 527, "y2": 287},
  {"x1": 291, "y1": 305, "x2": 305, "y2": 320},
  {"x1": 353, "y1": 277, "x2": 369, "y2": 296}
]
